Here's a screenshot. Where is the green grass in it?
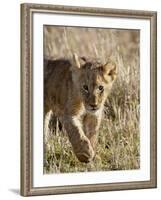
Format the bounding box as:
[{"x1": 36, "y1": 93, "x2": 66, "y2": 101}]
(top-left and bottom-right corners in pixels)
[{"x1": 43, "y1": 26, "x2": 140, "y2": 174}]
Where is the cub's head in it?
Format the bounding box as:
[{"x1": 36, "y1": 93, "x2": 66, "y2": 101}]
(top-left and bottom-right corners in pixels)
[{"x1": 71, "y1": 54, "x2": 117, "y2": 113}]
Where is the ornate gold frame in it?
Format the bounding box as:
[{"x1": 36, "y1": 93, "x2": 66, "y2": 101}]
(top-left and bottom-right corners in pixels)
[{"x1": 21, "y1": 3, "x2": 157, "y2": 196}]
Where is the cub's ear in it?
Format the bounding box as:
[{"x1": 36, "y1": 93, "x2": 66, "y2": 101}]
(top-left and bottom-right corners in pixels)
[
  {"x1": 73, "y1": 53, "x2": 81, "y2": 69},
  {"x1": 71, "y1": 53, "x2": 86, "y2": 70},
  {"x1": 103, "y1": 60, "x2": 117, "y2": 82}
]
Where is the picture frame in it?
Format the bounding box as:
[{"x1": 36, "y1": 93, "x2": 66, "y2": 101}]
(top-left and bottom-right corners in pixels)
[{"x1": 20, "y1": 3, "x2": 157, "y2": 196}]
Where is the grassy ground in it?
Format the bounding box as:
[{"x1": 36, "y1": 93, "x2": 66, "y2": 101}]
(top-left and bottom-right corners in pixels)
[{"x1": 43, "y1": 26, "x2": 140, "y2": 174}]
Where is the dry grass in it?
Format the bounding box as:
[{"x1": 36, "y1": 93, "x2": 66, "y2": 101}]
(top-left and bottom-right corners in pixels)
[{"x1": 43, "y1": 26, "x2": 140, "y2": 174}]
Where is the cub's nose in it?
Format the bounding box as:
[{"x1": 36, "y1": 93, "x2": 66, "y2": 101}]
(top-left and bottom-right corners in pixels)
[{"x1": 90, "y1": 104, "x2": 98, "y2": 110}]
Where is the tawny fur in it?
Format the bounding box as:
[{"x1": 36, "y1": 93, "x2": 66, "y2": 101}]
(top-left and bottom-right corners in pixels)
[{"x1": 44, "y1": 55, "x2": 117, "y2": 162}]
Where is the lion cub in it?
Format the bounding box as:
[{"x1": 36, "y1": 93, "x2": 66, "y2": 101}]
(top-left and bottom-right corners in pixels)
[{"x1": 44, "y1": 54, "x2": 117, "y2": 163}]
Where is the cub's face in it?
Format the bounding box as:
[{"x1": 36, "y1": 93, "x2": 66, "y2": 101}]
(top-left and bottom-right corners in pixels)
[{"x1": 71, "y1": 54, "x2": 117, "y2": 113}]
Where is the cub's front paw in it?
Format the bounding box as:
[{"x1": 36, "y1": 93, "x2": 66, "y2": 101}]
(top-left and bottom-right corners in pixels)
[{"x1": 75, "y1": 137, "x2": 95, "y2": 163}]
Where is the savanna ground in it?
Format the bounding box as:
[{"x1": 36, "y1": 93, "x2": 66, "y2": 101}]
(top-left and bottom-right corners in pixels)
[{"x1": 43, "y1": 26, "x2": 140, "y2": 174}]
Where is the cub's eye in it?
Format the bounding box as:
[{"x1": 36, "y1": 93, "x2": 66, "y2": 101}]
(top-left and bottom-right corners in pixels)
[
  {"x1": 83, "y1": 85, "x2": 88, "y2": 92},
  {"x1": 98, "y1": 85, "x2": 104, "y2": 91}
]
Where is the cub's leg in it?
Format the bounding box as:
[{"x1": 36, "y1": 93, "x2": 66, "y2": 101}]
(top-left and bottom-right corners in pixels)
[
  {"x1": 83, "y1": 114, "x2": 102, "y2": 152},
  {"x1": 63, "y1": 116, "x2": 95, "y2": 163}
]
